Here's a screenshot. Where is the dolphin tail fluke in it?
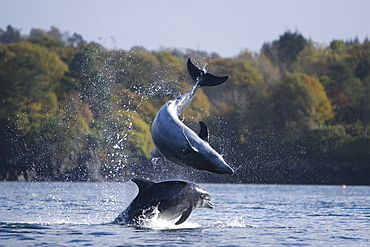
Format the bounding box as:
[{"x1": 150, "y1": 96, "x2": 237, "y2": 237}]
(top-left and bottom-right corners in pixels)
[
  {"x1": 201, "y1": 73, "x2": 229, "y2": 87},
  {"x1": 187, "y1": 58, "x2": 228, "y2": 86}
]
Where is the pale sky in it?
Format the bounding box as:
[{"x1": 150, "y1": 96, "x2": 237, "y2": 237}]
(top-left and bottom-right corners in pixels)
[{"x1": 1, "y1": 0, "x2": 369, "y2": 57}]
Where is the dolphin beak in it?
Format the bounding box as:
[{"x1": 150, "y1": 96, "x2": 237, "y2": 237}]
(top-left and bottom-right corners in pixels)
[
  {"x1": 216, "y1": 165, "x2": 234, "y2": 175},
  {"x1": 223, "y1": 166, "x2": 234, "y2": 174},
  {"x1": 214, "y1": 157, "x2": 234, "y2": 174},
  {"x1": 206, "y1": 200, "x2": 214, "y2": 209}
]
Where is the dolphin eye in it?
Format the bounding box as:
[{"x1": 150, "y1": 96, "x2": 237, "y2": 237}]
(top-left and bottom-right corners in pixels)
[{"x1": 201, "y1": 194, "x2": 210, "y2": 200}]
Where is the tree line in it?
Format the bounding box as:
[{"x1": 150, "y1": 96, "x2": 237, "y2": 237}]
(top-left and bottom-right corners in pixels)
[{"x1": 0, "y1": 25, "x2": 369, "y2": 184}]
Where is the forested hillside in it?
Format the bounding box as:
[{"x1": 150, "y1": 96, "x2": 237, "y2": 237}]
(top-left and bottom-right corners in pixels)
[{"x1": 1, "y1": 25, "x2": 369, "y2": 184}]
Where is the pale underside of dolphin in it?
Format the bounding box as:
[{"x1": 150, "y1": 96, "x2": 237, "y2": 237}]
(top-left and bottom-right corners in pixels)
[{"x1": 150, "y1": 58, "x2": 234, "y2": 174}]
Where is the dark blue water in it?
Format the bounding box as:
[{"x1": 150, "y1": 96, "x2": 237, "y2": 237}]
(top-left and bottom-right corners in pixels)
[{"x1": 1, "y1": 182, "x2": 369, "y2": 246}]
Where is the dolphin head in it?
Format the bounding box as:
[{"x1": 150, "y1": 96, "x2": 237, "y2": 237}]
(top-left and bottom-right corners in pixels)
[
  {"x1": 213, "y1": 154, "x2": 234, "y2": 174},
  {"x1": 198, "y1": 150, "x2": 234, "y2": 175},
  {"x1": 195, "y1": 187, "x2": 214, "y2": 209}
]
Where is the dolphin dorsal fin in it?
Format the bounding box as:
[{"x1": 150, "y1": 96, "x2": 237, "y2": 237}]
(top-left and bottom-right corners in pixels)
[
  {"x1": 181, "y1": 129, "x2": 199, "y2": 153},
  {"x1": 198, "y1": 121, "x2": 209, "y2": 142},
  {"x1": 175, "y1": 207, "x2": 193, "y2": 225},
  {"x1": 131, "y1": 178, "x2": 154, "y2": 193}
]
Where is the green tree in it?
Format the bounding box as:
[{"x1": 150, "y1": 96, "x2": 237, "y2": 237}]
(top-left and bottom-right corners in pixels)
[
  {"x1": 325, "y1": 61, "x2": 362, "y2": 123},
  {"x1": 330, "y1": 40, "x2": 347, "y2": 53},
  {"x1": 47, "y1": 26, "x2": 63, "y2": 42},
  {"x1": 69, "y1": 43, "x2": 111, "y2": 119},
  {"x1": 113, "y1": 47, "x2": 161, "y2": 94},
  {"x1": 0, "y1": 25, "x2": 21, "y2": 44},
  {"x1": 0, "y1": 41, "x2": 68, "y2": 122},
  {"x1": 67, "y1": 33, "x2": 86, "y2": 47},
  {"x1": 205, "y1": 57, "x2": 270, "y2": 151},
  {"x1": 294, "y1": 42, "x2": 335, "y2": 76},
  {"x1": 0, "y1": 41, "x2": 69, "y2": 180},
  {"x1": 262, "y1": 31, "x2": 308, "y2": 71}
]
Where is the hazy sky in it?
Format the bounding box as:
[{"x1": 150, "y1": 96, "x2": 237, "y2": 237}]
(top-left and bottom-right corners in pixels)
[{"x1": 1, "y1": 0, "x2": 369, "y2": 57}]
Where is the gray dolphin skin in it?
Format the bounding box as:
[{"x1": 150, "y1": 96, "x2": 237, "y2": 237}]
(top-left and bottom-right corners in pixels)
[
  {"x1": 114, "y1": 178, "x2": 214, "y2": 225},
  {"x1": 150, "y1": 58, "x2": 234, "y2": 174}
]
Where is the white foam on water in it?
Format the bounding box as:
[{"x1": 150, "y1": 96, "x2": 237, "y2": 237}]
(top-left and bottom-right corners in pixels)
[
  {"x1": 211, "y1": 216, "x2": 254, "y2": 229},
  {"x1": 138, "y1": 218, "x2": 201, "y2": 230}
]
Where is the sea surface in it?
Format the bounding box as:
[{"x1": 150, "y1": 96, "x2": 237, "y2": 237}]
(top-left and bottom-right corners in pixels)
[{"x1": 0, "y1": 182, "x2": 369, "y2": 246}]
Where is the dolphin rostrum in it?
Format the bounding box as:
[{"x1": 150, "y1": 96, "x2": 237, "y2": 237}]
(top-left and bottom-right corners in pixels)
[
  {"x1": 114, "y1": 178, "x2": 214, "y2": 225},
  {"x1": 150, "y1": 58, "x2": 234, "y2": 174}
]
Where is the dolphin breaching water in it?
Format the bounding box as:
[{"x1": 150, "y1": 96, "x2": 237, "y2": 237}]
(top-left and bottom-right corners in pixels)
[
  {"x1": 114, "y1": 178, "x2": 214, "y2": 225},
  {"x1": 150, "y1": 58, "x2": 234, "y2": 174}
]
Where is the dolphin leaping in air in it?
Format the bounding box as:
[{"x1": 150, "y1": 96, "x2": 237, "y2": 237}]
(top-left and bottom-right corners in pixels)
[
  {"x1": 150, "y1": 58, "x2": 234, "y2": 174},
  {"x1": 114, "y1": 178, "x2": 214, "y2": 225}
]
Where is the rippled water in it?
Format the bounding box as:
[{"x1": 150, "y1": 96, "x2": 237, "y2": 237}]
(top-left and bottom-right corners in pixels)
[{"x1": 1, "y1": 182, "x2": 369, "y2": 246}]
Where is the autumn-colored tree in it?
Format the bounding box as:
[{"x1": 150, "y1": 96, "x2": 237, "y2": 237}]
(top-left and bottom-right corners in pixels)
[
  {"x1": 273, "y1": 72, "x2": 334, "y2": 130},
  {"x1": 0, "y1": 41, "x2": 67, "y2": 124}
]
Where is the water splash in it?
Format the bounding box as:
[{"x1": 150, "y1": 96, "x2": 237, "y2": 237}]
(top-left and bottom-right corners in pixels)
[
  {"x1": 139, "y1": 219, "x2": 201, "y2": 231},
  {"x1": 131, "y1": 205, "x2": 199, "y2": 230},
  {"x1": 211, "y1": 216, "x2": 253, "y2": 228},
  {"x1": 132, "y1": 207, "x2": 250, "y2": 230}
]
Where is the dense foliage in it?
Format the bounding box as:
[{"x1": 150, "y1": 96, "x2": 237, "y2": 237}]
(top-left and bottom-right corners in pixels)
[{"x1": 1, "y1": 26, "x2": 369, "y2": 184}]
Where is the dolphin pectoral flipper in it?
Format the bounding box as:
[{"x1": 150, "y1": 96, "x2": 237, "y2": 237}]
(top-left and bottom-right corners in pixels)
[
  {"x1": 151, "y1": 148, "x2": 162, "y2": 158},
  {"x1": 175, "y1": 207, "x2": 193, "y2": 225},
  {"x1": 182, "y1": 129, "x2": 199, "y2": 152},
  {"x1": 198, "y1": 121, "x2": 209, "y2": 142},
  {"x1": 187, "y1": 58, "x2": 229, "y2": 86}
]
